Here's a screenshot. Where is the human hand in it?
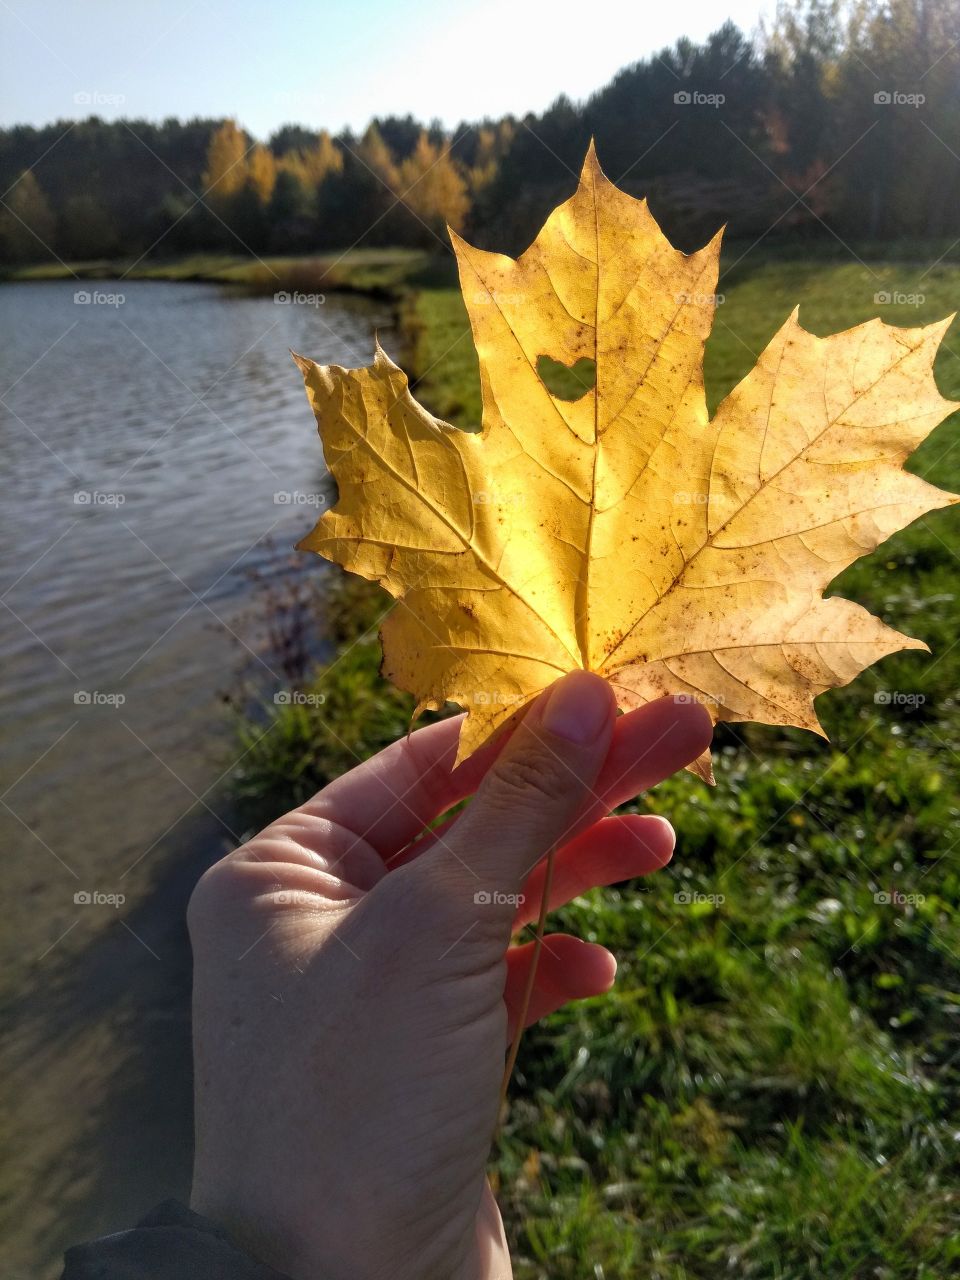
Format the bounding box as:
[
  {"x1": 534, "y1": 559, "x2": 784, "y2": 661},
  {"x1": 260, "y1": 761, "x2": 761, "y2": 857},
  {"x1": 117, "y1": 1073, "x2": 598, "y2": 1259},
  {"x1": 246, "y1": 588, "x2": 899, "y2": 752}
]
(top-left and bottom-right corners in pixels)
[{"x1": 187, "y1": 671, "x2": 712, "y2": 1280}]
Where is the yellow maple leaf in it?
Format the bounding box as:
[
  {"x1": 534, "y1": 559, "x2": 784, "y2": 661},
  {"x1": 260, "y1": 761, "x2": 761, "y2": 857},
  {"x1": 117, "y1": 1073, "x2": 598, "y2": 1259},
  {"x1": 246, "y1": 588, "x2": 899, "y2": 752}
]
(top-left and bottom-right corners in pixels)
[{"x1": 294, "y1": 144, "x2": 959, "y2": 771}]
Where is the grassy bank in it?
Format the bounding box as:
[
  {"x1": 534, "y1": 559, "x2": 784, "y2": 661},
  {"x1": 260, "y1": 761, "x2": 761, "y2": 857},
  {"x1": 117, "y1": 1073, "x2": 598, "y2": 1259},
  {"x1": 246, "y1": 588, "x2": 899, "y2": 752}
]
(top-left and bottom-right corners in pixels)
[
  {"x1": 233, "y1": 252, "x2": 960, "y2": 1278},
  {"x1": 5, "y1": 247, "x2": 432, "y2": 295}
]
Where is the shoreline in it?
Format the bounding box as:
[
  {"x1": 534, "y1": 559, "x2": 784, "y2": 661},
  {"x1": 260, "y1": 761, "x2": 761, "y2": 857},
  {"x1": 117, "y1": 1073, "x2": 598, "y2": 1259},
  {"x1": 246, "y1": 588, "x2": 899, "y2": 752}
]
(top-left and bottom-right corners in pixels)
[
  {"x1": 7, "y1": 235, "x2": 960, "y2": 292},
  {"x1": 1, "y1": 248, "x2": 438, "y2": 295}
]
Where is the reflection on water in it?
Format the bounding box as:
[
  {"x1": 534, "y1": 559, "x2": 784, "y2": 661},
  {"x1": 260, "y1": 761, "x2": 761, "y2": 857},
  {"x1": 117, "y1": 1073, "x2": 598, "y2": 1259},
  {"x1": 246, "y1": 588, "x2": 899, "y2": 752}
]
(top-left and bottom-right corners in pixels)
[{"x1": 0, "y1": 280, "x2": 388, "y2": 1275}]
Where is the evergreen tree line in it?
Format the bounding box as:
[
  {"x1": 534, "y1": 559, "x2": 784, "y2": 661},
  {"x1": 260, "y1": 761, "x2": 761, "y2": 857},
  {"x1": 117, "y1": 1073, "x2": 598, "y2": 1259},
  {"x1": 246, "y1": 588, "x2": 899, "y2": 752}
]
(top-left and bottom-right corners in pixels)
[{"x1": 2, "y1": 0, "x2": 959, "y2": 266}]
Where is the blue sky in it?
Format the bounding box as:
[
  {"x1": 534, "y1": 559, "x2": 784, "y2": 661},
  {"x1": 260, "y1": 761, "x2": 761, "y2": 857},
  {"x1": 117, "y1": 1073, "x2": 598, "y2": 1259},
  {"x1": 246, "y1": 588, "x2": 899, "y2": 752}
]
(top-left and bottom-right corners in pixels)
[{"x1": 1, "y1": 0, "x2": 773, "y2": 138}]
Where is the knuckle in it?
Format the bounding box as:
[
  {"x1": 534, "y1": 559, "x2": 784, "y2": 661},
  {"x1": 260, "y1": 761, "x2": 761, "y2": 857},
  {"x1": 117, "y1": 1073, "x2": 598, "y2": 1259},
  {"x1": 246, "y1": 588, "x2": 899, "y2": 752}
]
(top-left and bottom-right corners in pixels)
[
  {"x1": 185, "y1": 854, "x2": 245, "y2": 937},
  {"x1": 486, "y1": 748, "x2": 571, "y2": 807},
  {"x1": 185, "y1": 870, "x2": 214, "y2": 939}
]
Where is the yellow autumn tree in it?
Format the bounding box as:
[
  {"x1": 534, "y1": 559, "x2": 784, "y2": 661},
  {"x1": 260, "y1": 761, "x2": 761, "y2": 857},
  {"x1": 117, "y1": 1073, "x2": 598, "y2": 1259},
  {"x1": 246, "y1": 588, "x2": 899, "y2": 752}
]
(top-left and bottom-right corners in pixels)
[
  {"x1": 358, "y1": 123, "x2": 400, "y2": 189},
  {"x1": 202, "y1": 120, "x2": 248, "y2": 200},
  {"x1": 280, "y1": 131, "x2": 343, "y2": 190},
  {"x1": 466, "y1": 121, "x2": 514, "y2": 194},
  {"x1": 398, "y1": 131, "x2": 469, "y2": 233},
  {"x1": 247, "y1": 144, "x2": 277, "y2": 204}
]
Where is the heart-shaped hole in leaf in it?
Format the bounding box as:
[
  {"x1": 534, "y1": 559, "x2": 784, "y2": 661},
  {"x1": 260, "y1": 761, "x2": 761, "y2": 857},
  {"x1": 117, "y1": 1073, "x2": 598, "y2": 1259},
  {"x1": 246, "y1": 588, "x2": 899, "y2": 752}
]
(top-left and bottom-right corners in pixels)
[{"x1": 536, "y1": 354, "x2": 597, "y2": 401}]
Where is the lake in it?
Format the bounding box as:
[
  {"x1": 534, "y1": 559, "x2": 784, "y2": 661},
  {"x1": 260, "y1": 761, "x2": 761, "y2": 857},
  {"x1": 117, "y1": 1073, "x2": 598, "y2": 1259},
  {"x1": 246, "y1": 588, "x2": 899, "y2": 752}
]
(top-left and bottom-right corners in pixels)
[{"x1": 0, "y1": 280, "x2": 389, "y2": 1276}]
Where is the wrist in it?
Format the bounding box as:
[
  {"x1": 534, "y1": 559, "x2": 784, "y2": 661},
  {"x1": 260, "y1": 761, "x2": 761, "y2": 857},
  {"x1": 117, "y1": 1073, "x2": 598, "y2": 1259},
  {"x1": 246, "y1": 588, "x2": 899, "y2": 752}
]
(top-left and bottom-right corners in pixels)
[
  {"x1": 190, "y1": 1182, "x2": 310, "y2": 1280},
  {"x1": 190, "y1": 1178, "x2": 504, "y2": 1280}
]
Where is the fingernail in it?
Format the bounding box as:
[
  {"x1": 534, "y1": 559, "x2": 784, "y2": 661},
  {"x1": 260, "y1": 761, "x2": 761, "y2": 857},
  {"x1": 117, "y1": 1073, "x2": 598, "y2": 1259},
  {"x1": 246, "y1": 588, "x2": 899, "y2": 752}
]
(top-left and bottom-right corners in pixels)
[{"x1": 541, "y1": 671, "x2": 612, "y2": 744}]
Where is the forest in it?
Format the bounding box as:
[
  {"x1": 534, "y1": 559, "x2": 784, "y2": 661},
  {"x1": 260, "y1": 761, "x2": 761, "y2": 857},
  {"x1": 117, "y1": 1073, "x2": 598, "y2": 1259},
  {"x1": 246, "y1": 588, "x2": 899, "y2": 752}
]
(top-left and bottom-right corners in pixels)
[{"x1": 2, "y1": 0, "x2": 959, "y2": 267}]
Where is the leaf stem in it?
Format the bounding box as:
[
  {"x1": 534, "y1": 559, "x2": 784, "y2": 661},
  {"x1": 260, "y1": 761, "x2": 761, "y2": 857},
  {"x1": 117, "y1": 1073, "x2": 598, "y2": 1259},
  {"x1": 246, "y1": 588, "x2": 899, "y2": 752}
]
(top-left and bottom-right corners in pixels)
[{"x1": 498, "y1": 845, "x2": 556, "y2": 1121}]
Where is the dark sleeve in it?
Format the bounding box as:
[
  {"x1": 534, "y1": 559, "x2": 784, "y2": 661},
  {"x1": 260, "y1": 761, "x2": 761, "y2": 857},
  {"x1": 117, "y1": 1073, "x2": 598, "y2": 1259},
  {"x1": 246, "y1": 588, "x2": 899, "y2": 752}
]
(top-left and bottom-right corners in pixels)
[{"x1": 61, "y1": 1199, "x2": 295, "y2": 1280}]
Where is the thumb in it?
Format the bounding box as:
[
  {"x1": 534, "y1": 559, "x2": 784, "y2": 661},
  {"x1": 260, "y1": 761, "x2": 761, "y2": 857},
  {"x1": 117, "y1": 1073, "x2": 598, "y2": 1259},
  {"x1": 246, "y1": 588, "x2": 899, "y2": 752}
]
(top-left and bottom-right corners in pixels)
[{"x1": 422, "y1": 670, "x2": 616, "y2": 915}]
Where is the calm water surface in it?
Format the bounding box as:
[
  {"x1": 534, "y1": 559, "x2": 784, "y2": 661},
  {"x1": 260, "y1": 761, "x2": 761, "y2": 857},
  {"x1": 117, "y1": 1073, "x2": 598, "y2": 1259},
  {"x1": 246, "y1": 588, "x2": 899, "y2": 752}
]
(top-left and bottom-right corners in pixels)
[{"x1": 2, "y1": 280, "x2": 386, "y2": 954}]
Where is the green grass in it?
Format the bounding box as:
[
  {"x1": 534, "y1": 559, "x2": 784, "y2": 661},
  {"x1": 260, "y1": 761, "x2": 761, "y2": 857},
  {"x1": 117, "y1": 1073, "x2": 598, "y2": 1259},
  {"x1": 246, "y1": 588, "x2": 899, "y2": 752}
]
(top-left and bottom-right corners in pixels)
[{"x1": 234, "y1": 249, "x2": 960, "y2": 1277}]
